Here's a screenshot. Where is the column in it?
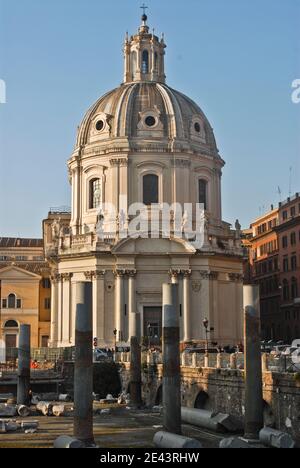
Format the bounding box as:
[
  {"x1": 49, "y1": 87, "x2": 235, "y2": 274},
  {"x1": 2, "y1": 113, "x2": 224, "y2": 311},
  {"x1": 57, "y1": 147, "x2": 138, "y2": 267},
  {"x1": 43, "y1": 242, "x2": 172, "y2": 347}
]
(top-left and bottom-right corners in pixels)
[
  {"x1": 183, "y1": 270, "x2": 192, "y2": 342},
  {"x1": 70, "y1": 281, "x2": 77, "y2": 345},
  {"x1": 74, "y1": 282, "x2": 94, "y2": 447},
  {"x1": 170, "y1": 269, "x2": 180, "y2": 284},
  {"x1": 62, "y1": 273, "x2": 73, "y2": 345},
  {"x1": 162, "y1": 283, "x2": 181, "y2": 435},
  {"x1": 50, "y1": 274, "x2": 59, "y2": 347},
  {"x1": 17, "y1": 324, "x2": 31, "y2": 406},
  {"x1": 114, "y1": 270, "x2": 125, "y2": 342},
  {"x1": 92, "y1": 271, "x2": 106, "y2": 345},
  {"x1": 124, "y1": 39, "x2": 131, "y2": 83},
  {"x1": 128, "y1": 270, "x2": 137, "y2": 339},
  {"x1": 244, "y1": 285, "x2": 264, "y2": 440},
  {"x1": 57, "y1": 275, "x2": 63, "y2": 345}
]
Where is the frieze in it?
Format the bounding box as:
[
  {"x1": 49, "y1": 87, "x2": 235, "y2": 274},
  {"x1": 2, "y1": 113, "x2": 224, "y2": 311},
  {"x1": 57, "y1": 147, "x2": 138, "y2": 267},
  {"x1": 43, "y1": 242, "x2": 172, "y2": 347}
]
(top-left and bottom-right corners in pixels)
[
  {"x1": 228, "y1": 273, "x2": 244, "y2": 282},
  {"x1": 170, "y1": 159, "x2": 191, "y2": 169},
  {"x1": 84, "y1": 270, "x2": 106, "y2": 280},
  {"x1": 199, "y1": 270, "x2": 219, "y2": 280},
  {"x1": 109, "y1": 158, "x2": 129, "y2": 167}
]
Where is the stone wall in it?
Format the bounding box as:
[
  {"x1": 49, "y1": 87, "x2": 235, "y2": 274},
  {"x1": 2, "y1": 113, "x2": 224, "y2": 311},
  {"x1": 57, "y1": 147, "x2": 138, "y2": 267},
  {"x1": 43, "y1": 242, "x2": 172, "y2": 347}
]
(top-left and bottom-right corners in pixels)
[{"x1": 118, "y1": 353, "x2": 300, "y2": 444}]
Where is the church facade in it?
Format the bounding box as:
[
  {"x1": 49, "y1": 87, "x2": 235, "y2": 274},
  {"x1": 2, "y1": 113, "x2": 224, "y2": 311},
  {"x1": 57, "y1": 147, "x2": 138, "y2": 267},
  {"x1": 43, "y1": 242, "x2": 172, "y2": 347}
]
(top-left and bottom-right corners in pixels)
[{"x1": 44, "y1": 14, "x2": 244, "y2": 348}]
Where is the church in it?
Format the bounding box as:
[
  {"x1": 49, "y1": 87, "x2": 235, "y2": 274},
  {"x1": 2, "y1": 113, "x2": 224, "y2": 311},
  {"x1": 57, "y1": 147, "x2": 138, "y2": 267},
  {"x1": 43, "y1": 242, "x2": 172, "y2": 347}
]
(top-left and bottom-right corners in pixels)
[{"x1": 44, "y1": 13, "x2": 244, "y2": 349}]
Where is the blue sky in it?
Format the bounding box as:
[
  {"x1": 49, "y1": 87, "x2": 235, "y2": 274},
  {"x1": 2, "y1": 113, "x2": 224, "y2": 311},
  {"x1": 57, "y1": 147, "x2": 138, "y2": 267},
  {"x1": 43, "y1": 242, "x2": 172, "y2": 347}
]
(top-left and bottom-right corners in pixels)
[{"x1": 0, "y1": 0, "x2": 299, "y2": 238}]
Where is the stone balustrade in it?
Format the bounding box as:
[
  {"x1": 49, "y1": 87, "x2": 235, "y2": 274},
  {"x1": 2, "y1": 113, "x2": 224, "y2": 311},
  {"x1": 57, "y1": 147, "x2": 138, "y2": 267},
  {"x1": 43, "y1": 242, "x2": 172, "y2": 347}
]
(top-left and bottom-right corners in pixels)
[{"x1": 115, "y1": 351, "x2": 297, "y2": 374}]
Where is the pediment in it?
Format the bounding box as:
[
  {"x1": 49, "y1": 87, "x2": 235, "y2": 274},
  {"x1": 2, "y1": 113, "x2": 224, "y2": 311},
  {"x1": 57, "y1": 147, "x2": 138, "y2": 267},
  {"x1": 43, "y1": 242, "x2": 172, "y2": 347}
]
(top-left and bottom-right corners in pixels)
[
  {"x1": 112, "y1": 236, "x2": 196, "y2": 255},
  {"x1": 0, "y1": 265, "x2": 41, "y2": 280}
]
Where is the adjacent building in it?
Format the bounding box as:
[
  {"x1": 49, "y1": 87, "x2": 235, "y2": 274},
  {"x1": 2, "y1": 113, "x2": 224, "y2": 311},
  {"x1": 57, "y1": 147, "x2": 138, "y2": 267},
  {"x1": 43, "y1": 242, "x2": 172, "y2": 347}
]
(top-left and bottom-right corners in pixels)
[
  {"x1": 275, "y1": 194, "x2": 300, "y2": 341},
  {"x1": 0, "y1": 237, "x2": 51, "y2": 356},
  {"x1": 245, "y1": 193, "x2": 300, "y2": 342}
]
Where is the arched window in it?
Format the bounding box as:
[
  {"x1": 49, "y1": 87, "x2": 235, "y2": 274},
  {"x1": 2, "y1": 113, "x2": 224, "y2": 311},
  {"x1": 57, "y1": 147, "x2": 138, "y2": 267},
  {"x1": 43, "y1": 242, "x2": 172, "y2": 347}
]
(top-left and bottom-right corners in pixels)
[
  {"x1": 8, "y1": 294, "x2": 16, "y2": 309},
  {"x1": 283, "y1": 279, "x2": 289, "y2": 301},
  {"x1": 199, "y1": 179, "x2": 208, "y2": 210},
  {"x1": 4, "y1": 320, "x2": 18, "y2": 328},
  {"x1": 143, "y1": 174, "x2": 159, "y2": 206},
  {"x1": 291, "y1": 277, "x2": 298, "y2": 299},
  {"x1": 142, "y1": 50, "x2": 149, "y2": 74},
  {"x1": 154, "y1": 52, "x2": 158, "y2": 73},
  {"x1": 131, "y1": 51, "x2": 137, "y2": 80},
  {"x1": 89, "y1": 178, "x2": 101, "y2": 209}
]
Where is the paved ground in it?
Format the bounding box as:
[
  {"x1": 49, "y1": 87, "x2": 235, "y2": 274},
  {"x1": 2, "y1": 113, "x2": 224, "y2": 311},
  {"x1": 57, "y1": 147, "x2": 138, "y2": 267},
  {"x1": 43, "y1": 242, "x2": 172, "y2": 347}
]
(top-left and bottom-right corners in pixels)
[{"x1": 0, "y1": 404, "x2": 227, "y2": 449}]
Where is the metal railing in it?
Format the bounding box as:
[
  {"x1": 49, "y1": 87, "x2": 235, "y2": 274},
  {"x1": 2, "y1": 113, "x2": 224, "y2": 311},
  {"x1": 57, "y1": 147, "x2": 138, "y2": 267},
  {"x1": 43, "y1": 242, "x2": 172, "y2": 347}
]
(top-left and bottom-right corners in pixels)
[{"x1": 0, "y1": 347, "x2": 75, "y2": 373}]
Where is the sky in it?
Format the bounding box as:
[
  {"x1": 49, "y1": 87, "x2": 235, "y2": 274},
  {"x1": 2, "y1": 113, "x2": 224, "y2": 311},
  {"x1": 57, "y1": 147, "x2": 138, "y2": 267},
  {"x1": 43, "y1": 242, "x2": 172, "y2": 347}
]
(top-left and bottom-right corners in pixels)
[{"x1": 0, "y1": 0, "x2": 299, "y2": 238}]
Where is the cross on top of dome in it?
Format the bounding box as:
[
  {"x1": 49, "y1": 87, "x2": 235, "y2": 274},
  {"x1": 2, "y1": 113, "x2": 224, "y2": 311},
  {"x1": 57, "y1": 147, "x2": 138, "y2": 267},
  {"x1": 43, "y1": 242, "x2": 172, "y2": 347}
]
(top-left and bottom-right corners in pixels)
[
  {"x1": 123, "y1": 6, "x2": 166, "y2": 84},
  {"x1": 140, "y1": 3, "x2": 148, "y2": 20}
]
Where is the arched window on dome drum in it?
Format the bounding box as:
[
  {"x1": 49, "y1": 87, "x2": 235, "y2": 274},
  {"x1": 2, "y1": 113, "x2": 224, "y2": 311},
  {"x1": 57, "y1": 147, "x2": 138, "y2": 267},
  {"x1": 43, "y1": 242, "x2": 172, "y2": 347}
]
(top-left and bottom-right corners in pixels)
[
  {"x1": 131, "y1": 51, "x2": 137, "y2": 81},
  {"x1": 143, "y1": 174, "x2": 159, "y2": 206},
  {"x1": 142, "y1": 50, "x2": 149, "y2": 74},
  {"x1": 89, "y1": 178, "x2": 101, "y2": 210},
  {"x1": 198, "y1": 179, "x2": 208, "y2": 210},
  {"x1": 154, "y1": 52, "x2": 158, "y2": 73}
]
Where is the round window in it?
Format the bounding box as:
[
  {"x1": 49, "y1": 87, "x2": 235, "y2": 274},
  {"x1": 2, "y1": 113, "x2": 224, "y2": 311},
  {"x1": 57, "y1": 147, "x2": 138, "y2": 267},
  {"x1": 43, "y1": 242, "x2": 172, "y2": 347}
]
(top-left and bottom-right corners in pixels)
[
  {"x1": 145, "y1": 116, "x2": 156, "y2": 127},
  {"x1": 96, "y1": 120, "x2": 104, "y2": 131},
  {"x1": 194, "y1": 122, "x2": 201, "y2": 133}
]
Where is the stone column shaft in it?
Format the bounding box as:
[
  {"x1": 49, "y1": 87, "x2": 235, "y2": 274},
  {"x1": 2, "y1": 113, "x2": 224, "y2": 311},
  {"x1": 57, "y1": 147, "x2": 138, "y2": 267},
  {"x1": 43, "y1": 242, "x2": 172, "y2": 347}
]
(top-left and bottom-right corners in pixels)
[
  {"x1": 128, "y1": 272, "x2": 137, "y2": 339},
  {"x1": 74, "y1": 282, "x2": 94, "y2": 446},
  {"x1": 50, "y1": 277, "x2": 59, "y2": 346},
  {"x1": 162, "y1": 283, "x2": 181, "y2": 435},
  {"x1": 244, "y1": 285, "x2": 264, "y2": 440},
  {"x1": 115, "y1": 271, "x2": 125, "y2": 342},
  {"x1": 183, "y1": 271, "x2": 191, "y2": 342},
  {"x1": 17, "y1": 324, "x2": 31, "y2": 406},
  {"x1": 91, "y1": 271, "x2": 105, "y2": 344}
]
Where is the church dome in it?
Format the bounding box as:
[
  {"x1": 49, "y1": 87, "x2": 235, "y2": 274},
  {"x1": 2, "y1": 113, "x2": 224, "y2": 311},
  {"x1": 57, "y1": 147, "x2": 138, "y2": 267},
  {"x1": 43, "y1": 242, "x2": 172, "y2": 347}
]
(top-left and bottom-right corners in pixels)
[
  {"x1": 74, "y1": 14, "x2": 220, "y2": 159},
  {"x1": 76, "y1": 82, "x2": 219, "y2": 157}
]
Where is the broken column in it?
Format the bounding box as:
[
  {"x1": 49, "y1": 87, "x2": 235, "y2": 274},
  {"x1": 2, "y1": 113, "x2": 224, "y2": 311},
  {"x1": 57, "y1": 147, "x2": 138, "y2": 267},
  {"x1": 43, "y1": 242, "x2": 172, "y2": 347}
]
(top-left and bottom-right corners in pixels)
[
  {"x1": 17, "y1": 324, "x2": 31, "y2": 406},
  {"x1": 128, "y1": 271, "x2": 142, "y2": 407},
  {"x1": 162, "y1": 283, "x2": 181, "y2": 435},
  {"x1": 130, "y1": 336, "x2": 142, "y2": 408},
  {"x1": 73, "y1": 282, "x2": 94, "y2": 447},
  {"x1": 243, "y1": 285, "x2": 264, "y2": 440}
]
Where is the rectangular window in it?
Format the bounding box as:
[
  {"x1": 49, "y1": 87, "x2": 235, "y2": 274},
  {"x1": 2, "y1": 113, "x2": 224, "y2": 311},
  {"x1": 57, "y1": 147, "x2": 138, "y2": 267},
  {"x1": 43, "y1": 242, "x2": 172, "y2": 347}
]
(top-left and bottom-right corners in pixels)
[
  {"x1": 283, "y1": 257, "x2": 289, "y2": 272},
  {"x1": 282, "y1": 236, "x2": 288, "y2": 248},
  {"x1": 2, "y1": 299, "x2": 7, "y2": 308},
  {"x1": 16, "y1": 299, "x2": 22, "y2": 309},
  {"x1": 291, "y1": 232, "x2": 296, "y2": 245},
  {"x1": 283, "y1": 211, "x2": 288, "y2": 220},
  {"x1": 291, "y1": 206, "x2": 296, "y2": 217},
  {"x1": 291, "y1": 255, "x2": 297, "y2": 271},
  {"x1": 44, "y1": 298, "x2": 51, "y2": 310},
  {"x1": 143, "y1": 174, "x2": 159, "y2": 206},
  {"x1": 198, "y1": 179, "x2": 208, "y2": 210}
]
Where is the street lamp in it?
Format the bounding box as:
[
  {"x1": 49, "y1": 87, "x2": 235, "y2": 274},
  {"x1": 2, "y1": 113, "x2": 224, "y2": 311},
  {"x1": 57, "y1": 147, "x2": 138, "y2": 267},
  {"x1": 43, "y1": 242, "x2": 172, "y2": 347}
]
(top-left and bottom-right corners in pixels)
[{"x1": 203, "y1": 318, "x2": 214, "y2": 357}]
